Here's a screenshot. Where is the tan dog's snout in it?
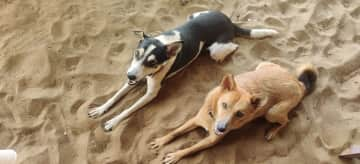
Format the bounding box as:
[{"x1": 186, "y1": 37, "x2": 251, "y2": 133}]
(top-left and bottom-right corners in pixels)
[{"x1": 214, "y1": 116, "x2": 231, "y2": 135}]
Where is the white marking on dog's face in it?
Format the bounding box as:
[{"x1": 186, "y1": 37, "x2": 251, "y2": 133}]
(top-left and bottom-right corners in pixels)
[
  {"x1": 147, "y1": 55, "x2": 156, "y2": 62},
  {"x1": 127, "y1": 44, "x2": 162, "y2": 81}
]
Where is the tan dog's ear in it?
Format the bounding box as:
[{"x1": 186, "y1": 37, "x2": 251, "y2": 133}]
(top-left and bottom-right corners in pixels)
[
  {"x1": 166, "y1": 41, "x2": 183, "y2": 58},
  {"x1": 250, "y1": 96, "x2": 261, "y2": 109},
  {"x1": 221, "y1": 74, "x2": 235, "y2": 91}
]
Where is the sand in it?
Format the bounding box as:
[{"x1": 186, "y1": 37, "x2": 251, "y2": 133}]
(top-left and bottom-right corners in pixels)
[{"x1": 0, "y1": 0, "x2": 360, "y2": 163}]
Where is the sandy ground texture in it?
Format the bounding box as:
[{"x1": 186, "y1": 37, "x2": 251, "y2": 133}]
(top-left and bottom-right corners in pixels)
[{"x1": 0, "y1": 0, "x2": 360, "y2": 163}]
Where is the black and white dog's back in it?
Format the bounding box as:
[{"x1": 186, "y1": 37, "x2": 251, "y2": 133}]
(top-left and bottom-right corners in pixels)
[{"x1": 88, "y1": 11, "x2": 278, "y2": 131}]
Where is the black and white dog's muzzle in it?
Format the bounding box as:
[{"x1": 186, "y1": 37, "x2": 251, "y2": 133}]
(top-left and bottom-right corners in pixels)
[{"x1": 128, "y1": 80, "x2": 138, "y2": 85}]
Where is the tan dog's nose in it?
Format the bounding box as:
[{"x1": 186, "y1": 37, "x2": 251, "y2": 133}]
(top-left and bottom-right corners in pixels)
[
  {"x1": 215, "y1": 117, "x2": 230, "y2": 135},
  {"x1": 216, "y1": 123, "x2": 227, "y2": 132}
]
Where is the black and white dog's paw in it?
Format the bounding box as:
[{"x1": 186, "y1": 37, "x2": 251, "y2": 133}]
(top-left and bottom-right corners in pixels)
[
  {"x1": 103, "y1": 118, "x2": 118, "y2": 132},
  {"x1": 88, "y1": 107, "x2": 106, "y2": 119}
]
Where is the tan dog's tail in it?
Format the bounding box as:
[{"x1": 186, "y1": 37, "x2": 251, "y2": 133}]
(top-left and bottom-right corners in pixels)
[{"x1": 297, "y1": 64, "x2": 318, "y2": 95}]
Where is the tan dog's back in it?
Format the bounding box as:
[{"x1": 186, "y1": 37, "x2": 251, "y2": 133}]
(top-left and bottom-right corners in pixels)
[{"x1": 234, "y1": 62, "x2": 305, "y2": 107}]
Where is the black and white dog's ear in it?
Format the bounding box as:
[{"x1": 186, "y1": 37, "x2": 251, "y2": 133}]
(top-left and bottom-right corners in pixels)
[
  {"x1": 166, "y1": 41, "x2": 183, "y2": 58},
  {"x1": 133, "y1": 30, "x2": 149, "y2": 39}
]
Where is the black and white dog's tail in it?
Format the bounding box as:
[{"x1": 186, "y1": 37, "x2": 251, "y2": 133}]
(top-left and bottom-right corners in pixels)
[
  {"x1": 233, "y1": 23, "x2": 279, "y2": 38},
  {"x1": 297, "y1": 64, "x2": 318, "y2": 95}
]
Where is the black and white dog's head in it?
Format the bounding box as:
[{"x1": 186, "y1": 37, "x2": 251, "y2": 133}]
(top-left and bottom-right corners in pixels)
[{"x1": 127, "y1": 31, "x2": 183, "y2": 84}]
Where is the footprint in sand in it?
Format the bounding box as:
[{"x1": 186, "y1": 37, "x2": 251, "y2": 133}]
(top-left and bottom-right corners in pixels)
[
  {"x1": 106, "y1": 42, "x2": 126, "y2": 60},
  {"x1": 78, "y1": 80, "x2": 92, "y2": 92},
  {"x1": 293, "y1": 30, "x2": 311, "y2": 43},
  {"x1": 65, "y1": 56, "x2": 81, "y2": 72},
  {"x1": 331, "y1": 16, "x2": 356, "y2": 46},
  {"x1": 119, "y1": 115, "x2": 142, "y2": 151},
  {"x1": 314, "y1": 87, "x2": 357, "y2": 152},
  {"x1": 0, "y1": 92, "x2": 6, "y2": 99},
  {"x1": 0, "y1": 124, "x2": 15, "y2": 147},
  {"x1": 159, "y1": 15, "x2": 175, "y2": 27},
  {"x1": 155, "y1": 7, "x2": 169, "y2": 16},
  {"x1": 353, "y1": 35, "x2": 360, "y2": 44},
  {"x1": 28, "y1": 99, "x2": 48, "y2": 117},
  {"x1": 62, "y1": 4, "x2": 81, "y2": 20},
  {"x1": 70, "y1": 99, "x2": 85, "y2": 114},
  {"x1": 264, "y1": 17, "x2": 285, "y2": 28},
  {"x1": 350, "y1": 7, "x2": 360, "y2": 20},
  {"x1": 12, "y1": 0, "x2": 39, "y2": 27},
  {"x1": 82, "y1": 10, "x2": 107, "y2": 36},
  {"x1": 5, "y1": 95, "x2": 14, "y2": 103},
  {"x1": 288, "y1": 0, "x2": 307, "y2": 5},
  {"x1": 340, "y1": 0, "x2": 351, "y2": 8},
  {"x1": 250, "y1": 42, "x2": 282, "y2": 59},
  {"x1": 50, "y1": 19, "x2": 70, "y2": 42},
  {"x1": 71, "y1": 35, "x2": 91, "y2": 52},
  {"x1": 308, "y1": 0, "x2": 340, "y2": 35}
]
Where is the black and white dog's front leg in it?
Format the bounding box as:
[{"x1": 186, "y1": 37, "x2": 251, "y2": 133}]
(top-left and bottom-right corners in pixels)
[
  {"x1": 103, "y1": 76, "x2": 161, "y2": 131},
  {"x1": 88, "y1": 81, "x2": 136, "y2": 118}
]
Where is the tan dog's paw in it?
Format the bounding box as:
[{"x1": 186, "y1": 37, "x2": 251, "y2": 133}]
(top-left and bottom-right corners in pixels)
[
  {"x1": 265, "y1": 128, "x2": 278, "y2": 141},
  {"x1": 162, "y1": 152, "x2": 182, "y2": 164},
  {"x1": 265, "y1": 132, "x2": 274, "y2": 141},
  {"x1": 149, "y1": 138, "x2": 166, "y2": 151}
]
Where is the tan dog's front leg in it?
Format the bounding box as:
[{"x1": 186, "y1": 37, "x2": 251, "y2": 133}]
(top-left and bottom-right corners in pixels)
[
  {"x1": 150, "y1": 118, "x2": 199, "y2": 150},
  {"x1": 162, "y1": 134, "x2": 222, "y2": 164}
]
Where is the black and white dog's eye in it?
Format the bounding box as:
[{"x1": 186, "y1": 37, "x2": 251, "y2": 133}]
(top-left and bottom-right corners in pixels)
[
  {"x1": 148, "y1": 60, "x2": 157, "y2": 66},
  {"x1": 222, "y1": 102, "x2": 228, "y2": 109},
  {"x1": 135, "y1": 50, "x2": 141, "y2": 59},
  {"x1": 236, "y1": 111, "x2": 244, "y2": 118}
]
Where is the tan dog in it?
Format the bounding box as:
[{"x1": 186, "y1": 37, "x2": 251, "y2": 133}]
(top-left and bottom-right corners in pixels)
[{"x1": 149, "y1": 62, "x2": 318, "y2": 164}]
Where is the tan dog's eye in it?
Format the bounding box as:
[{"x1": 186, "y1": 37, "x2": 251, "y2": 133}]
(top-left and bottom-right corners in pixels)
[
  {"x1": 222, "y1": 102, "x2": 228, "y2": 109},
  {"x1": 236, "y1": 111, "x2": 244, "y2": 118}
]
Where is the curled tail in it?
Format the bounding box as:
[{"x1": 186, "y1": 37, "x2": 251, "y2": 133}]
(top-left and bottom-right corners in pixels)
[
  {"x1": 233, "y1": 23, "x2": 279, "y2": 38},
  {"x1": 296, "y1": 64, "x2": 318, "y2": 95}
]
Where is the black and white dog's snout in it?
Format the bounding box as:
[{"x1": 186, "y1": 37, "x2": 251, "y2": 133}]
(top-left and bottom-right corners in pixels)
[
  {"x1": 127, "y1": 73, "x2": 137, "y2": 81},
  {"x1": 127, "y1": 70, "x2": 139, "y2": 85}
]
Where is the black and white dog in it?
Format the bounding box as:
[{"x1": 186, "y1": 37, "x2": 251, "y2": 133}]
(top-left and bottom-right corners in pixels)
[{"x1": 88, "y1": 11, "x2": 278, "y2": 131}]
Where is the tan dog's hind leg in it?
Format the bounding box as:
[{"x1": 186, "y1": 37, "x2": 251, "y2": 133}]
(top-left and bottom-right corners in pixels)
[
  {"x1": 264, "y1": 100, "x2": 298, "y2": 141},
  {"x1": 150, "y1": 118, "x2": 199, "y2": 150},
  {"x1": 163, "y1": 134, "x2": 222, "y2": 164}
]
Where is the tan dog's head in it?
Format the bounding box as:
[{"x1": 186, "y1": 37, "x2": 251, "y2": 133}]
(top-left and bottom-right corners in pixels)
[{"x1": 212, "y1": 74, "x2": 260, "y2": 136}]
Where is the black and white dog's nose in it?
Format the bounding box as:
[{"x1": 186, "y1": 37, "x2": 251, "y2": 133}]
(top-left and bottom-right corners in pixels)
[{"x1": 127, "y1": 74, "x2": 136, "y2": 81}]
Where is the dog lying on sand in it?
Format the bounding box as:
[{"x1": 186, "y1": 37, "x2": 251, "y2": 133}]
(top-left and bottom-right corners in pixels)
[
  {"x1": 150, "y1": 62, "x2": 318, "y2": 164},
  {"x1": 87, "y1": 11, "x2": 278, "y2": 131}
]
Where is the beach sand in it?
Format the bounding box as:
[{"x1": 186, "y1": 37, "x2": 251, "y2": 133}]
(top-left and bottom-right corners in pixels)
[{"x1": 0, "y1": 0, "x2": 360, "y2": 163}]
